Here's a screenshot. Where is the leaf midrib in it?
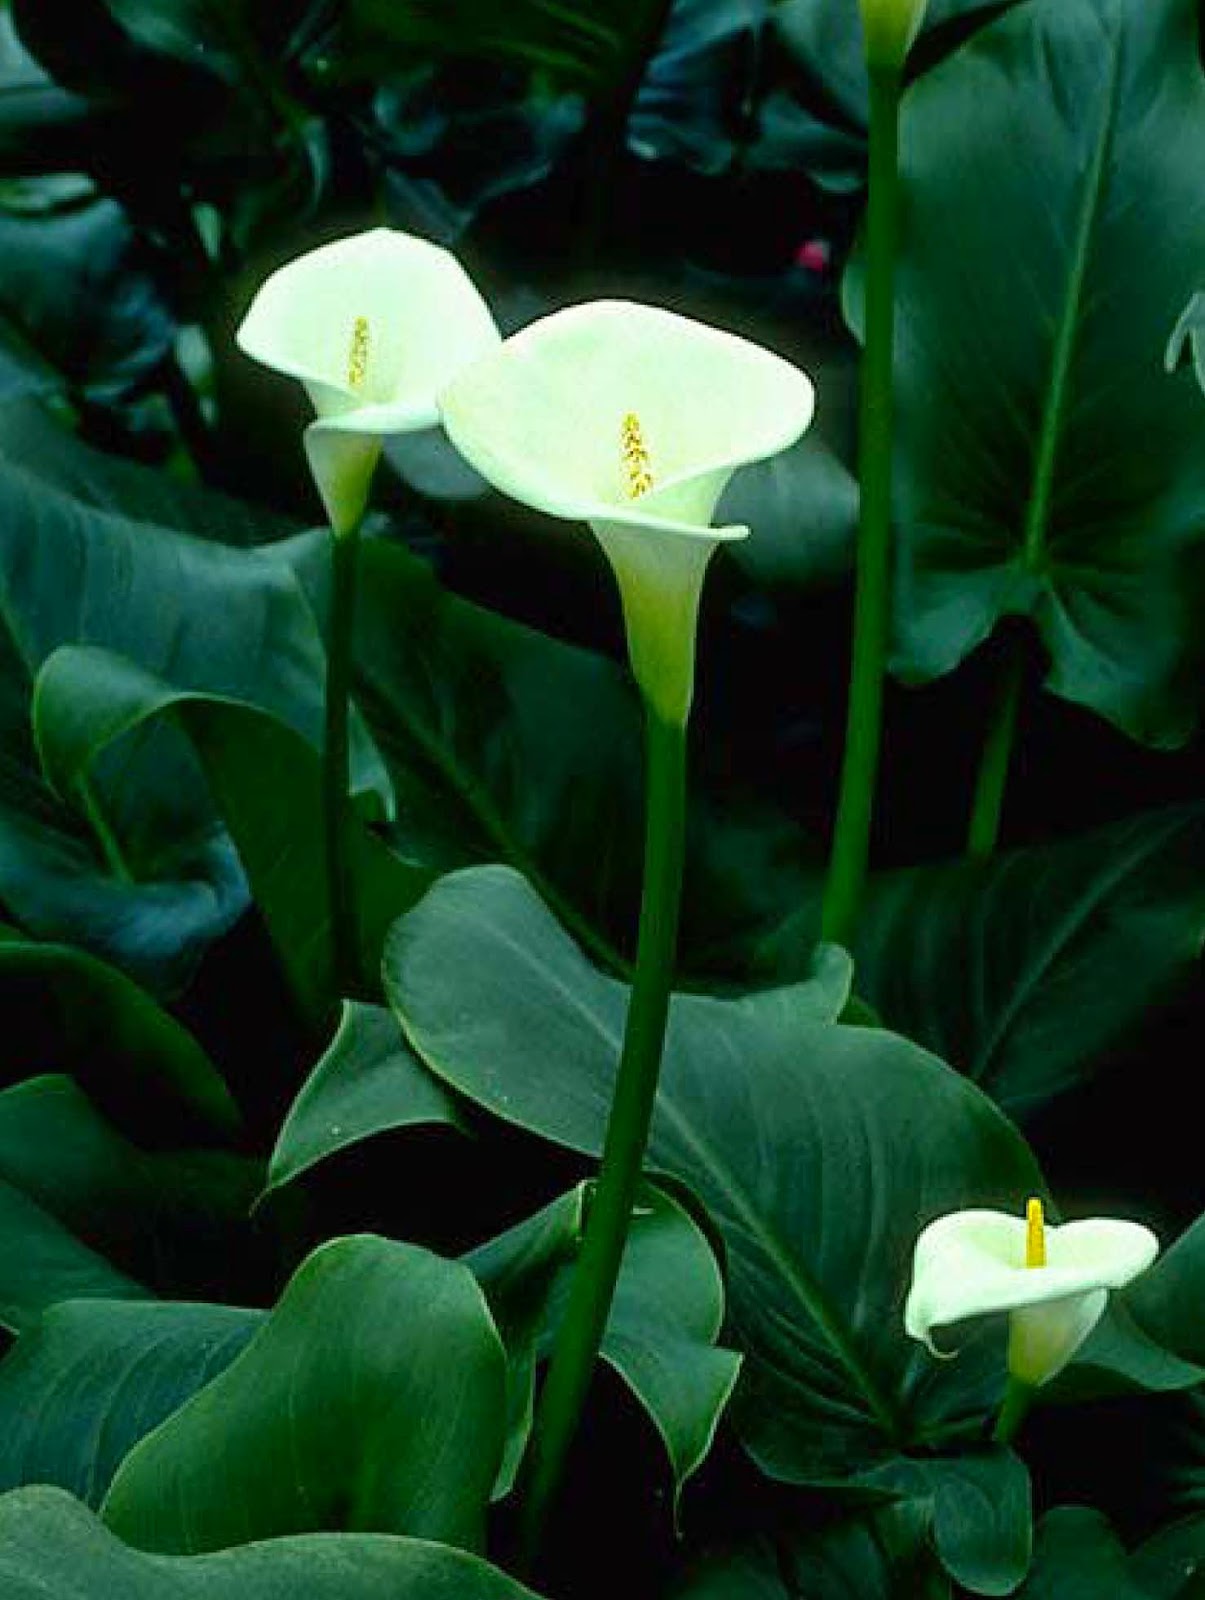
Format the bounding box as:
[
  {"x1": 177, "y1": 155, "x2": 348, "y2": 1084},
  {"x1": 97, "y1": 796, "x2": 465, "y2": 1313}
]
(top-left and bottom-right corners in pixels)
[
  {"x1": 1019, "y1": 11, "x2": 1123, "y2": 570},
  {"x1": 973, "y1": 809, "x2": 1200, "y2": 1083}
]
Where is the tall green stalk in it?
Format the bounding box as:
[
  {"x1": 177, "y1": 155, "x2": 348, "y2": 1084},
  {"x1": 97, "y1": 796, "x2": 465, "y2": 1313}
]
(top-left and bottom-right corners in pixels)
[
  {"x1": 324, "y1": 523, "x2": 363, "y2": 996},
  {"x1": 821, "y1": 64, "x2": 903, "y2": 948},
  {"x1": 517, "y1": 708, "x2": 687, "y2": 1570},
  {"x1": 966, "y1": 644, "x2": 1025, "y2": 860}
]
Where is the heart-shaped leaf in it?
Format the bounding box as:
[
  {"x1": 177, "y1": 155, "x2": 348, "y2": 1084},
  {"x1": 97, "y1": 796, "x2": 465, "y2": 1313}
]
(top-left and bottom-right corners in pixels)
[
  {"x1": 758, "y1": 805, "x2": 1205, "y2": 1119},
  {"x1": 383, "y1": 865, "x2": 1043, "y2": 1482},
  {"x1": 859, "y1": 0, "x2": 1205, "y2": 743},
  {"x1": 102, "y1": 1235, "x2": 507, "y2": 1553},
  {"x1": 0, "y1": 1299, "x2": 260, "y2": 1504},
  {"x1": 0, "y1": 1487, "x2": 542, "y2": 1600}
]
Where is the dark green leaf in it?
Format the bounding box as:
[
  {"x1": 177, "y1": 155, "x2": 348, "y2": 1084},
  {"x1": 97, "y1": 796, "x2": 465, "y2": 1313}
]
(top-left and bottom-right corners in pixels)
[
  {"x1": 673, "y1": 1503, "x2": 951, "y2": 1598},
  {"x1": 384, "y1": 865, "x2": 1043, "y2": 1482},
  {"x1": 758, "y1": 806, "x2": 1205, "y2": 1119},
  {"x1": 466, "y1": 1181, "x2": 741, "y2": 1501},
  {"x1": 0, "y1": 1487, "x2": 542, "y2": 1599},
  {"x1": 1125, "y1": 1213, "x2": 1205, "y2": 1368},
  {"x1": 265, "y1": 1001, "x2": 467, "y2": 1198},
  {"x1": 1131, "y1": 1512, "x2": 1205, "y2": 1598},
  {"x1": 1053, "y1": 1301, "x2": 1205, "y2": 1402},
  {"x1": 0, "y1": 1299, "x2": 260, "y2": 1504},
  {"x1": 0, "y1": 431, "x2": 387, "y2": 994},
  {"x1": 861, "y1": 0, "x2": 1205, "y2": 743},
  {"x1": 0, "y1": 1074, "x2": 259, "y2": 1306},
  {"x1": 860, "y1": 1448, "x2": 1030, "y2": 1595},
  {"x1": 0, "y1": 1179, "x2": 147, "y2": 1334},
  {"x1": 343, "y1": 0, "x2": 666, "y2": 97},
  {"x1": 0, "y1": 937, "x2": 239, "y2": 1143},
  {"x1": 1018, "y1": 1508, "x2": 1151, "y2": 1599},
  {"x1": 35, "y1": 648, "x2": 428, "y2": 1021},
  {"x1": 102, "y1": 1235, "x2": 507, "y2": 1553}
]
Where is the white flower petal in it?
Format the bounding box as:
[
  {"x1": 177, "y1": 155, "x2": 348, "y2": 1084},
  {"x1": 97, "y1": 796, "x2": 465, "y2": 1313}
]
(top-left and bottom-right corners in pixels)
[
  {"x1": 904, "y1": 1207, "x2": 1159, "y2": 1384},
  {"x1": 438, "y1": 299, "x2": 815, "y2": 526},
  {"x1": 439, "y1": 299, "x2": 813, "y2": 719},
  {"x1": 237, "y1": 227, "x2": 499, "y2": 415}
]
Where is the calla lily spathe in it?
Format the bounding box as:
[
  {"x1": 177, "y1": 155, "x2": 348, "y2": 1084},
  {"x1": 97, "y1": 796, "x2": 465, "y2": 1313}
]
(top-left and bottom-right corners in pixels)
[
  {"x1": 237, "y1": 227, "x2": 500, "y2": 536},
  {"x1": 858, "y1": 0, "x2": 929, "y2": 70},
  {"x1": 905, "y1": 1201, "x2": 1159, "y2": 1388},
  {"x1": 438, "y1": 300, "x2": 815, "y2": 724}
]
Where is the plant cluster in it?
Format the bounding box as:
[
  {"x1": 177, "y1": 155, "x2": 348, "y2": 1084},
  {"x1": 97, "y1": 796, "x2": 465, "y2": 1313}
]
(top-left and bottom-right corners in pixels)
[{"x1": 2, "y1": 0, "x2": 1205, "y2": 1596}]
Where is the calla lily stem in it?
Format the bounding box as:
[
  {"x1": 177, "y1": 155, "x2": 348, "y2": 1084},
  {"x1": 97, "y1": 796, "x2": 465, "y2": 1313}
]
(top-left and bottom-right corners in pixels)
[
  {"x1": 518, "y1": 708, "x2": 687, "y2": 1570},
  {"x1": 967, "y1": 644, "x2": 1025, "y2": 859},
  {"x1": 324, "y1": 522, "x2": 363, "y2": 996},
  {"x1": 822, "y1": 63, "x2": 903, "y2": 947},
  {"x1": 992, "y1": 1375, "x2": 1035, "y2": 1446}
]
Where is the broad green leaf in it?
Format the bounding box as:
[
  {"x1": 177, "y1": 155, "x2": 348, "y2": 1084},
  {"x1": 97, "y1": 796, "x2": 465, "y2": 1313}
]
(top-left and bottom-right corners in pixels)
[
  {"x1": 1125, "y1": 1213, "x2": 1205, "y2": 1368},
  {"x1": 0, "y1": 398, "x2": 294, "y2": 546},
  {"x1": 0, "y1": 1179, "x2": 146, "y2": 1333},
  {"x1": 0, "y1": 430, "x2": 387, "y2": 993},
  {"x1": 0, "y1": 937, "x2": 239, "y2": 1143},
  {"x1": 858, "y1": 0, "x2": 1205, "y2": 743},
  {"x1": 102, "y1": 1235, "x2": 507, "y2": 1553},
  {"x1": 343, "y1": 0, "x2": 666, "y2": 96},
  {"x1": 1053, "y1": 1301, "x2": 1205, "y2": 1402},
  {"x1": 0, "y1": 1075, "x2": 260, "y2": 1304},
  {"x1": 1131, "y1": 1512, "x2": 1205, "y2": 1598},
  {"x1": 859, "y1": 1449, "x2": 1030, "y2": 1595},
  {"x1": 0, "y1": 1299, "x2": 260, "y2": 1503},
  {"x1": 265, "y1": 1001, "x2": 467, "y2": 1197},
  {"x1": 673, "y1": 1504, "x2": 950, "y2": 1598},
  {"x1": 0, "y1": 1487, "x2": 542, "y2": 1600},
  {"x1": 1017, "y1": 1508, "x2": 1151, "y2": 1599},
  {"x1": 466, "y1": 1181, "x2": 741, "y2": 1501},
  {"x1": 34, "y1": 648, "x2": 427, "y2": 1022},
  {"x1": 758, "y1": 805, "x2": 1205, "y2": 1118},
  {"x1": 384, "y1": 865, "x2": 1043, "y2": 1482}
]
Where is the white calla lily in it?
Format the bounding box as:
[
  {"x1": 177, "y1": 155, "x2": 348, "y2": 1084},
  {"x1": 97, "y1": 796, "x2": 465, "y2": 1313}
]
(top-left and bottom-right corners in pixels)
[
  {"x1": 237, "y1": 227, "x2": 500, "y2": 536},
  {"x1": 905, "y1": 1199, "x2": 1159, "y2": 1388},
  {"x1": 859, "y1": 0, "x2": 929, "y2": 70},
  {"x1": 438, "y1": 299, "x2": 815, "y2": 724}
]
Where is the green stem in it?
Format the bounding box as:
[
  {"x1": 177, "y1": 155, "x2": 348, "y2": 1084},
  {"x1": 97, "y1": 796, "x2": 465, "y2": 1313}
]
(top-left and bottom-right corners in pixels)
[
  {"x1": 992, "y1": 1374, "x2": 1035, "y2": 1446},
  {"x1": 966, "y1": 644, "x2": 1025, "y2": 860},
  {"x1": 517, "y1": 709, "x2": 688, "y2": 1571},
  {"x1": 324, "y1": 524, "x2": 363, "y2": 996},
  {"x1": 76, "y1": 772, "x2": 134, "y2": 883},
  {"x1": 821, "y1": 65, "x2": 902, "y2": 949}
]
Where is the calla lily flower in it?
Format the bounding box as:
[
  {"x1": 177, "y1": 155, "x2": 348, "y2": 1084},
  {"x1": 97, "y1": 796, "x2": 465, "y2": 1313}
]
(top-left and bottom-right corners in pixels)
[
  {"x1": 237, "y1": 227, "x2": 500, "y2": 536},
  {"x1": 905, "y1": 1198, "x2": 1159, "y2": 1387},
  {"x1": 438, "y1": 300, "x2": 815, "y2": 724},
  {"x1": 859, "y1": 0, "x2": 929, "y2": 70}
]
